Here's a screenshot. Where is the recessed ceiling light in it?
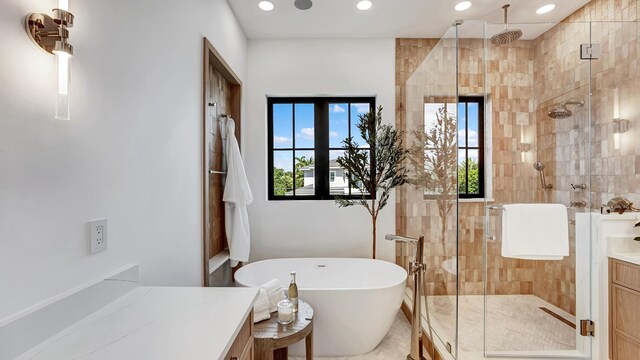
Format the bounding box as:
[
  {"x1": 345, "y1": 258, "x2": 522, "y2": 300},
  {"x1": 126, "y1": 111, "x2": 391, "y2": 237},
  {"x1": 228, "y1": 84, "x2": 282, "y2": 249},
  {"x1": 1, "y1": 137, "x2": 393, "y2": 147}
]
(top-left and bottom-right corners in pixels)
[
  {"x1": 536, "y1": 4, "x2": 556, "y2": 14},
  {"x1": 454, "y1": 1, "x2": 472, "y2": 11},
  {"x1": 357, "y1": 0, "x2": 373, "y2": 11},
  {"x1": 258, "y1": 1, "x2": 275, "y2": 11}
]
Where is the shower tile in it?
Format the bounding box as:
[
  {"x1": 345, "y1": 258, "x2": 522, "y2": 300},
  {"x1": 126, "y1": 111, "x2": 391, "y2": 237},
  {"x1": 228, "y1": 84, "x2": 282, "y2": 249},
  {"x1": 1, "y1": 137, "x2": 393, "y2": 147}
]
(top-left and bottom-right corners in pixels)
[{"x1": 396, "y1": 0, "x2": 640, "y2": 319}]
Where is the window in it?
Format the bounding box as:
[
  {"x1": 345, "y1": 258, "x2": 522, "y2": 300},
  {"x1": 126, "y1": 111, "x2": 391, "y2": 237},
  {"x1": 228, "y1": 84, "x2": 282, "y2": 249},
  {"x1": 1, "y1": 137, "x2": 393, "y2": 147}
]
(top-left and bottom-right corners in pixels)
[
  {"x1": 457, "y1": 97, "x2": 484, "y2": 198},
  {"x1": 423, "y1": 96, "x2": 484, "y2": 199},
  {"x1": 268, "y1": 97, "x2": 375, "y2": 200}
]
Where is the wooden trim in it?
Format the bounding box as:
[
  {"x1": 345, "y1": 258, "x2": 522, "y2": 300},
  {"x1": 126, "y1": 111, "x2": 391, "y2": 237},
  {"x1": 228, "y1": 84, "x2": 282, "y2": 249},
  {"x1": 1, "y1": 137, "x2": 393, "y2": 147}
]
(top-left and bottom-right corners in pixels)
[
  {"x1": 202, "y1": 37, "x2": 243, "y2": 286},
  {"x1": 609, "y1": 258, "x2": 614, "y2": 360},
  {"x1": 538, "y1": 307, "x2": 576, "y2": 329},
  {"x1": 223, "y1": 311, "x2": 254, "y2": 360},
  {"x1": 204, "y1": 39, "x2": 242, "y2": 87}
]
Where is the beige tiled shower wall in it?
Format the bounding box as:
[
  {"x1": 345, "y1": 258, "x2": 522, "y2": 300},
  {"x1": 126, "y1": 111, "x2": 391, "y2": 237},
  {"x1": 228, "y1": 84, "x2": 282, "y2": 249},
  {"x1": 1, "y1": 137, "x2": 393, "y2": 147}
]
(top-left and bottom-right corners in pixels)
[{"x1": 396, "y1": 0, "x2": 640, "y2": 315}]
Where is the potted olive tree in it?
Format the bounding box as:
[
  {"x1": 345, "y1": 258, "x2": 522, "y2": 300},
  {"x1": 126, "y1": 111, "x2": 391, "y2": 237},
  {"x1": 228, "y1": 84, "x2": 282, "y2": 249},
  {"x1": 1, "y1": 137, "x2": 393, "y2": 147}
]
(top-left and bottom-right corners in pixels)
[{"x1": 335, "y1": 106, "x2": 408, "y2": 259}]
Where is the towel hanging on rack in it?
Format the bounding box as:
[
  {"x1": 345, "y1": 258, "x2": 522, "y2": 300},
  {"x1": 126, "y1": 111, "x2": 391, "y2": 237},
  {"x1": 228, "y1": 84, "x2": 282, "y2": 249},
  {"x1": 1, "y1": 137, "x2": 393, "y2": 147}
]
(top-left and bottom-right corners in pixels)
[
  {"x1": 222, "y1": 117, "x2": 253, "y2": 267},
  {"x1": 501, "y1": 203, "x2": 569, "y2": 260}
]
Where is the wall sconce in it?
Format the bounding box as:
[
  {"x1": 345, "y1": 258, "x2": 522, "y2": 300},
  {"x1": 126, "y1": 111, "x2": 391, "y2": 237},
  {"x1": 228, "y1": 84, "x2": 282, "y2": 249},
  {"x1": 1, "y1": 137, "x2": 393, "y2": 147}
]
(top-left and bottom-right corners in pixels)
[
  {"x1": 518, "y1": 142, "x2": 531, "y2": 163},
  {"x1": 612, "y1": 88, "x2": 629, "y2": 150},
  {"x1": 25, "y1": 0, "x2": 74, "y2": 120},
  {"x1": 613, "y1": 118, "x2": 629, "y2": 150},
  {"x1": 518, "y1": 125, "x2": 530, "y2": 163}
]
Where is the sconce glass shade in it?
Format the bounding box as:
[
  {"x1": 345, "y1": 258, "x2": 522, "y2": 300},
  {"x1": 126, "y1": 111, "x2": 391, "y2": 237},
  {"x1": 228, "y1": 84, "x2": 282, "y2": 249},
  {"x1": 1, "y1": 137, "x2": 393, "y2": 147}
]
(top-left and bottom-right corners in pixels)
[
  {"x1": 54, "y1": 50, "x2": 71, "y2": 120},
  {"x1": 57, "y1": 0, "x2": 70, "y2": 11},
  {"x1": 613, "y1": 132, "x2": 621, "y2": 150},
  {"x1": 613, "y1": 118, "x2": 629, "y2": 150},
  {"x1": 26, "y1": 0, "x2": 73, "y2": 120}
]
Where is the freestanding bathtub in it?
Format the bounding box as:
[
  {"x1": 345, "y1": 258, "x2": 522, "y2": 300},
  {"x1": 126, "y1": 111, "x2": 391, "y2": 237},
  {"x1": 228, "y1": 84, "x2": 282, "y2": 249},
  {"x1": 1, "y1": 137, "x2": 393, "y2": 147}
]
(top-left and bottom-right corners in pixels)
[{"x1": 234, "y1": 258, "x2": 407, "y2": 356}]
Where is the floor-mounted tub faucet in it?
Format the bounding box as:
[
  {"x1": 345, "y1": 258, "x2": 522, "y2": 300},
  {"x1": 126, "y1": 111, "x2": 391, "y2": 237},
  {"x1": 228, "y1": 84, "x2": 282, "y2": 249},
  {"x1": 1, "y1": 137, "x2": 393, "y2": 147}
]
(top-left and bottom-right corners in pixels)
[{"x1": 385, "y1": 234, "x2": 427, "y2": 360}]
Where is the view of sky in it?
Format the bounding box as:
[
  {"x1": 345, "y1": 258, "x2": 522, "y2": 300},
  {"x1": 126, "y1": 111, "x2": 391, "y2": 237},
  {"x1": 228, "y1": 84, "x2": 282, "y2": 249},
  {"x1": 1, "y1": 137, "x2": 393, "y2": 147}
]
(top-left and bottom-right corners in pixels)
[
  {"x1": 272, "y1": 102, "x2": 370, "y2": 171},
  {"x1": 423, "y1": 101, "x2": 480, "y2": 164},
  {"x1": 273, "y1": 101, "x2": 481, "y2": 173}
]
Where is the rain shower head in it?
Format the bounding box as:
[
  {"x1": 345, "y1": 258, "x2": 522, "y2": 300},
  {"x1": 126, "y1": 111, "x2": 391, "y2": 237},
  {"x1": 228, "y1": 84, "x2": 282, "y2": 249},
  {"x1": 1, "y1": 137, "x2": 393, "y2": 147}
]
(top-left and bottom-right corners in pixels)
[
  {"x1": 547, "y1": 99, "x2": 585, "y2": 119},
  {"x1": 490, "y1": 4, "x2": 522, "y2": 46},
  {"x1": 548, "y1": 104, "x2": 573, "y2": 119}
]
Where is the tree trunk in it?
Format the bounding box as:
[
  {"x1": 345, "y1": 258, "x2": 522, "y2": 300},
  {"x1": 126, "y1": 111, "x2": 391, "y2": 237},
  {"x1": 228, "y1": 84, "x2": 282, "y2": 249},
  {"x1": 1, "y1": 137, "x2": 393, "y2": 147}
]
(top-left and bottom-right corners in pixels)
[{"x1": 372, "y1": 214, "x2": 377, "y2": 259}]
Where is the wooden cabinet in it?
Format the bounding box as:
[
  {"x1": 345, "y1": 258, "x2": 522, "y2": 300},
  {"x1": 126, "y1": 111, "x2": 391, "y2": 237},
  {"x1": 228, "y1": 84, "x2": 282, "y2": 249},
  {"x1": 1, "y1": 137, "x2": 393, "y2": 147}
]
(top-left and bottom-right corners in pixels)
[
  {"x1": 224, "y1": 312, "x2": 254, "y2": 360},
  {"x1": 610, "y1": 259, "x2": 640, "y2": 360}
]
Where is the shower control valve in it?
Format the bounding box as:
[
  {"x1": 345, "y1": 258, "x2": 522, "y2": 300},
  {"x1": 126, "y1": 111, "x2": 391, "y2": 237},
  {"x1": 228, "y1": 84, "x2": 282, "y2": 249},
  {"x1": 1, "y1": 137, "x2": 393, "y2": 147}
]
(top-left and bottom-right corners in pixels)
[{"x1": 571, "y1": 183, "x2": 587, "y2": 190}]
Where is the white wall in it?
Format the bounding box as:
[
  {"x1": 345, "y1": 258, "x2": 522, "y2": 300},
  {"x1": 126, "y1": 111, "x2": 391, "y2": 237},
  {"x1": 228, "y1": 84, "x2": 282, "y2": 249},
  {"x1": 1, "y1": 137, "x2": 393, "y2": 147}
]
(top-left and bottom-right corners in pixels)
[
  {"x1": 245, "y1": 39, "x2": 396, "y2": 262},
  {"x1": 0, "y1": 0, "x2": 247, "y2": 321}
]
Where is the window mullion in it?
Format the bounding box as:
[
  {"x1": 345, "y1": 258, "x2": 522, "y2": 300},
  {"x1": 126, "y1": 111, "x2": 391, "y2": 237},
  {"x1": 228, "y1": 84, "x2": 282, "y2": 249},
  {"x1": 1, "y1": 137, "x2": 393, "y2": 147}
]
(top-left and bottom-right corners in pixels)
[
  {"x1": 316, "y1": 99, "x2": 327, "y2": 199},
  {"x1": 292, "y1": 102, "x2": 296, "y2": 197}
]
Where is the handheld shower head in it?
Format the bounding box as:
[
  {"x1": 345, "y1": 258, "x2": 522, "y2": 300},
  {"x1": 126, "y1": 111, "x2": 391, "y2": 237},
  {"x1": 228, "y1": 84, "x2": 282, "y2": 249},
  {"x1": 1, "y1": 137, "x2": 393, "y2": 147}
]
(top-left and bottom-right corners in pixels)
[{"x1": 533, "y1": 161, "x2": 552, "y2": 189}]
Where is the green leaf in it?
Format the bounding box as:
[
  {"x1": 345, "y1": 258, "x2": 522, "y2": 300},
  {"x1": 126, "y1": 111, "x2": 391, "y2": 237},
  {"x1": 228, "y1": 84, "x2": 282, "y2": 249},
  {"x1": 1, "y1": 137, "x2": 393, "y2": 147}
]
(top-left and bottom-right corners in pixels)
[
  {"x1": 635, "y1": 222, "x2": 640, "y2": 228},
  {"x1": 334, "y1": 106, "x2": 409, "y2": 257},
  {"x1": 634, "y1": 237, "x2": 640, "y2": 242}
]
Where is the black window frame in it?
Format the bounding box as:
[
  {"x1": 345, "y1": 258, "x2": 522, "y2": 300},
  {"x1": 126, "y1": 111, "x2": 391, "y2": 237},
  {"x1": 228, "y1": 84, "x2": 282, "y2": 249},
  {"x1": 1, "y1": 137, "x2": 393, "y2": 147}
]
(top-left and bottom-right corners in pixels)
[
  {"x1": 457, "y1": 96, "x2": 485, "y2": 199},
  {"x1": 267, "y1": 96, "x2": 376, "y2": 201}
]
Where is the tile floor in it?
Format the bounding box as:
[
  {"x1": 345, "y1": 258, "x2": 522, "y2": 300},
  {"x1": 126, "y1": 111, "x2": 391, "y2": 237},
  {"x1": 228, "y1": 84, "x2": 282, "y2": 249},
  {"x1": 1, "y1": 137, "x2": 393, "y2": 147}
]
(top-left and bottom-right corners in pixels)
[
  {"x1": 293, "y1": 294, "x2": 575, "y2": 359},
  {"x1": 290, "y1": 311, "x2": 412, "y2": 360},
  {"x1": 426, "y1": 295, "x2": 576, "y2": 352}
]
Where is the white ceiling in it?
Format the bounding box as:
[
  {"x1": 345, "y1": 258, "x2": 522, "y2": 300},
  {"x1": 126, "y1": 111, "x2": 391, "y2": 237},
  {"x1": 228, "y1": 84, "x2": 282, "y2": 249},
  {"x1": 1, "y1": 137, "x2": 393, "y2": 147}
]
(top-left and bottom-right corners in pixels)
[{"x1": 228, "y1": 0, "x2": 591, "y2": 40}]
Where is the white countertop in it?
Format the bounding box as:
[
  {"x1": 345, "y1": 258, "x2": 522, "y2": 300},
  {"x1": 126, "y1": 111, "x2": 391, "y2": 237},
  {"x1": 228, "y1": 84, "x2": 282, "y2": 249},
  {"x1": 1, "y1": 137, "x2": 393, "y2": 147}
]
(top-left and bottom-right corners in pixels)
[
  {"x1": 15, "y1": 286, "x2": 258, "y2": 360},
  {"x1": 609, "y1": 252, "x2": 640, "y2": 266}
]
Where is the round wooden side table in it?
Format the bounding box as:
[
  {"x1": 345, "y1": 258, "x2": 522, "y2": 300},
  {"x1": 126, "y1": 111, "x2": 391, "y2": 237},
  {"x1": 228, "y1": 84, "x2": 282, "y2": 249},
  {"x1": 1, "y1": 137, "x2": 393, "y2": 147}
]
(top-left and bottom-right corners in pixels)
[{"x1": 254, "y1": 299, "x2": 314, "y2": 360}]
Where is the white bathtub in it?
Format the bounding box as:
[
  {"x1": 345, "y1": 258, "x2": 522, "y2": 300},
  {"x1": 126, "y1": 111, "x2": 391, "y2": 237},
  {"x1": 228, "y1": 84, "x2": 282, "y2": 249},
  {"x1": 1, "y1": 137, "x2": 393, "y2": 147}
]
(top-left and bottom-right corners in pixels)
[{"x1": 234, "y1": 258, "x2": 407, "y2": 356}]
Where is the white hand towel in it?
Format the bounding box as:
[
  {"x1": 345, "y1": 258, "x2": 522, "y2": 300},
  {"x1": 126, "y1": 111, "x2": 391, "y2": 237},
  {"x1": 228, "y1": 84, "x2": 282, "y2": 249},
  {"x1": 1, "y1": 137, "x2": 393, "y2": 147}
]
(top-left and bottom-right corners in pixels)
[
  {"x1": 261, "y1": 279, "x2": 286, "y2": 313},
  {"x1": 501, "y1": 203, "x2": 569, "y2": 260},
  {"x1": 253, "y1": 288, "x2": 271, "y2": 323},
  {"x1": 223, "y1": 118, "x2": 253, "y2": 267}
]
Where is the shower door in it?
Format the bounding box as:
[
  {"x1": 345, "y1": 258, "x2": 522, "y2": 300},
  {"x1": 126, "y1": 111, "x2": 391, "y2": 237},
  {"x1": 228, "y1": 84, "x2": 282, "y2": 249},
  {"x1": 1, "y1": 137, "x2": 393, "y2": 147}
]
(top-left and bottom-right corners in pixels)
[
  {"x1": 399, "y1": 25, "x2": 461, "y2": 359},
  {"x1": 475, "y1": 20, "x2": 595, "y2": 358}
]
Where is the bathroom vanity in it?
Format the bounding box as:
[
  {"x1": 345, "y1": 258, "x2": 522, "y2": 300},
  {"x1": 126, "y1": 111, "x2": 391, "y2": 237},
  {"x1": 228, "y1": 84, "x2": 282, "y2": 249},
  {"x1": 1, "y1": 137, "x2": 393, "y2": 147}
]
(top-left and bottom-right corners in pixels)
[
  {"x1": 13, "y1": 286, "x2": 258, "y2": 360},
  {"x1": 609, "y1": 256, "x2": 640, "y2": 360}
]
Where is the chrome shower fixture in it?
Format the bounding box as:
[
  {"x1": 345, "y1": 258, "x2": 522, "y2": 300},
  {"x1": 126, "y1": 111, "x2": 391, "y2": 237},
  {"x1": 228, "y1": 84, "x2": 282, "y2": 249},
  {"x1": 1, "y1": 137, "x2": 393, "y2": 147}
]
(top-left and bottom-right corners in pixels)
[
  {"x1": 490, "y1": 4, "x2": 523, "y2": 46},
  {"x1": 385, "y1": 234, "x2": 427, "y2": 360},
  {"x1": 533, "y1": 161, "x2": 553, "y2": 190},
  {"x1": 294, "y1": 0, "x2": 313, "y2": 10},
  {"x1": 547, "y1": 99, "x2": 585, "y2": 119}
]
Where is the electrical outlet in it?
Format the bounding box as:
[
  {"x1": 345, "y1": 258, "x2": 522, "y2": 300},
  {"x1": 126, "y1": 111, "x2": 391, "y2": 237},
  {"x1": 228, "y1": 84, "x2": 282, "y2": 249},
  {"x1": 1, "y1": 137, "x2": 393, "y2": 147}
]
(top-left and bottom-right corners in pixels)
[{"x1": 89, "y1": 218, "x2": 108, "y2": 254}]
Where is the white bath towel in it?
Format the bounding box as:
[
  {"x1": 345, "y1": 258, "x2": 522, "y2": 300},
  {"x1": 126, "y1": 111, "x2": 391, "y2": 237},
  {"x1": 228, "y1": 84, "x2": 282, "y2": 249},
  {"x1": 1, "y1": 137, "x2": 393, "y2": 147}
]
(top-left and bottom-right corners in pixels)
[
  {"x1": 261, "y1": 279, "x2": 286, "y2": 313},
  {"x1": 501, "y1": 203, "x2": 569, "y2": 260},
  {"x1": 253, "y1": 288, "x2": 271, "y2": 323},
  {"x1": 223, "y1": 118, "x2": 253, "y2": 267}
]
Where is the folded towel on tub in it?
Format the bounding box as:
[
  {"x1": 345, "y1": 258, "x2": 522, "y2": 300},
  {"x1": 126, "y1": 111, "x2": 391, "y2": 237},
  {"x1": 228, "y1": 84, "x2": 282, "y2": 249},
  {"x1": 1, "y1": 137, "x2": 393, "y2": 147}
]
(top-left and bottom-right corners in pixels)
[
  {"x1": 253, "y1": 288, "x2": 271, "y2": 323},
  {"x1": 261, "y1": 279, "x2": 286, "y2": 313}
]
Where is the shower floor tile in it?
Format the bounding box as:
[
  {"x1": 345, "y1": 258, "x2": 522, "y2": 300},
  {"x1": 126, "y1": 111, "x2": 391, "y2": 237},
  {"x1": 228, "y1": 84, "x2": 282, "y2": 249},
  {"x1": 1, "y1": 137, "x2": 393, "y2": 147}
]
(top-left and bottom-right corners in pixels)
[
  {"x1": 290, "y1": 310, "x2": 412, "y2": 360},
  {"x1": 425, "y1": 294, "x2": 576, "y2": 352}
]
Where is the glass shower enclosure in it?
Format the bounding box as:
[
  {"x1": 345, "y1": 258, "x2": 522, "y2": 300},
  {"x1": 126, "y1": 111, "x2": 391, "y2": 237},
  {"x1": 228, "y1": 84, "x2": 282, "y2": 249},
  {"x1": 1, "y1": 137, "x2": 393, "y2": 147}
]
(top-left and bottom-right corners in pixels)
[{"x1": 398, "y1": 11, "x2": 639, "y2": 359}]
